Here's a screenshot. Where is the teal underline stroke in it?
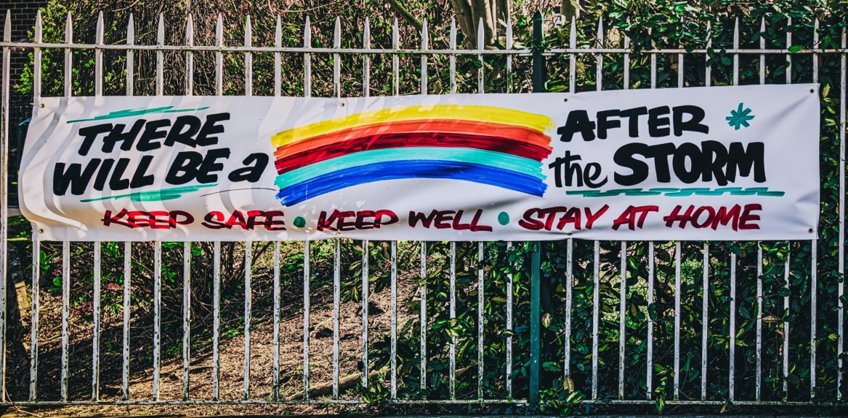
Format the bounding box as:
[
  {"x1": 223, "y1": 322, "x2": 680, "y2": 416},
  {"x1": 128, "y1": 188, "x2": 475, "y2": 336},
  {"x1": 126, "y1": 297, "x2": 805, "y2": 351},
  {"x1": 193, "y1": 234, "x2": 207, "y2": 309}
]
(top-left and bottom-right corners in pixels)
[
  {"x1": 67, "y1": 106, "x2": 210, "y2": 124},
  {"x1": 80, "y1": 184, "x2": 217, "y2": 202},
  {"x1": 566, "y1": 187, "x2": 785, "y2": 197}
]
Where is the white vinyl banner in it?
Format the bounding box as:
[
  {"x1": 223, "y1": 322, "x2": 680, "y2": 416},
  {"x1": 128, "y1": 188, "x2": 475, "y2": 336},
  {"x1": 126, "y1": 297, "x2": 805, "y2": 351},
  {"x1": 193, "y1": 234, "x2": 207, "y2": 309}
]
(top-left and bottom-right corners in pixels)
[{"x1": 19, "y1": 84, "x2": 819, "y2": 241}]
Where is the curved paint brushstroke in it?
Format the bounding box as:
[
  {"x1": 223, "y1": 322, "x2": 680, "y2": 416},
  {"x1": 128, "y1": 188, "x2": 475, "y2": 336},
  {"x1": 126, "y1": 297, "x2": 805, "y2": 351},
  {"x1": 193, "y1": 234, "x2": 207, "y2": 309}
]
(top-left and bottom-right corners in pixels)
[
  {"x1": 271, "y1": 105, "x2": 553, "y2": 148},
  {"x1": 275, "y1": 147, "x2": 545, "y2": 187},
  {"x1": 275, "y1": 160, "x2": 547, "y2": 206},
  {"x1": 274, "y1": 119, "x2": 552, "y2": 156},
  {"x1": 274, "y1": 133, "x2": 553, "y2": 173}
]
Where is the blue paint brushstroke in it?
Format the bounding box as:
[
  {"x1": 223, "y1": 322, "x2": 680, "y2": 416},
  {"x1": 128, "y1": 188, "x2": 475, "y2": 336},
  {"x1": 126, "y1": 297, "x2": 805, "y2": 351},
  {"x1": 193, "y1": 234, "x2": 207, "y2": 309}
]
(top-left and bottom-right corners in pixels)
[{"x1": 275, "y1": 160, "x2": 547, "y2": 206}]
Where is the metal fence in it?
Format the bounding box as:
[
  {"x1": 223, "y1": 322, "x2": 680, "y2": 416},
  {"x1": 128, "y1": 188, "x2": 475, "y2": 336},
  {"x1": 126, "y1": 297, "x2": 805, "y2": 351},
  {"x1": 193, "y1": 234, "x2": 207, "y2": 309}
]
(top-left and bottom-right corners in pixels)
[{"x1": 0, "y1": 7, "x2": 846, "y2": 413}]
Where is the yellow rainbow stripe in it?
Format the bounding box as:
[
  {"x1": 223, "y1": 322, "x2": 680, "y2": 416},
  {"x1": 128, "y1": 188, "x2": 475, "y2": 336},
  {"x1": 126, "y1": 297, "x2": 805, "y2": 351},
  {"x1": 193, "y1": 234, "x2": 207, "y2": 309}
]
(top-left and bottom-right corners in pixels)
[{"x1": 271, "y1": 104, "x2": 554, "y2": 148}]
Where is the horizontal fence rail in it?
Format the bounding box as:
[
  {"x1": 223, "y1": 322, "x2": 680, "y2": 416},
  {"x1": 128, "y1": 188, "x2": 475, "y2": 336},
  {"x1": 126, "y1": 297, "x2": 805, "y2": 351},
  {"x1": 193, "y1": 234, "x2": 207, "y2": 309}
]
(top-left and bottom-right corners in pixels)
[{"x1": 0, "y1": 8, "x2": 846, "y2": 414}]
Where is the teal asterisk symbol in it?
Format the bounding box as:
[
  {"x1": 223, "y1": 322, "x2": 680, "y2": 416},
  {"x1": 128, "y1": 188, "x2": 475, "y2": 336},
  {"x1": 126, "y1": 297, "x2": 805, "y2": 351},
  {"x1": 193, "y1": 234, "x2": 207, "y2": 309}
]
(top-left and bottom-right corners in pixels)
[{"x1": 726, "y1": 102, "x2": 755, "y2": 130}]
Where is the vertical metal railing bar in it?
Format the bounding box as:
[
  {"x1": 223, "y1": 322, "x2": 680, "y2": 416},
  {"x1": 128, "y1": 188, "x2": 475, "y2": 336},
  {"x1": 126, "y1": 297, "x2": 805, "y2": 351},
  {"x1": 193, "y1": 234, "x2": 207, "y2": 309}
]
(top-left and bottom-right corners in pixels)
[
  {"x1": 389, "y1": 17, "x2": 399, "y2": 401},
  {"x1": 243, "y1": 241, "x2": 252, "y2": 400},
  {"x1": 212, "y1": 239, "x2": 222, "y2": 399},
  {"x1": 568, "y1": 16, "x2": 576, "y2": 94},
  {"x1": 449, "y1": 241, "x2": 456, "y2": 400},
  {"x1": 756, "y1": 242, "x2": 763, "y2": 401},
  {"x1": 729, "y1": 252, "x2": 737, "y2": 402},
  {"x1": 505, "y1": 15, "x2": 513, "y2": 93},
  {"x1": 418, "y1": 18, "x2": 428, "y2": 394},
  {"x1": 360, "y1": 16, "x2": 371, "y2": 395},
  {"x1": 449, "y1": 18, "x2": 457, "y2": 94},
  {"x1": 500, "y1": 11, "x2": 511, "y2": 402},
  {"x1": 91, "y1": 12, "x2": 103, "y2": 402},
  {"x1": 564, "y1": 238, "x2": 573, "y2": 383},
  {"x1": 728, "y1": 16, "x2": 739, "y2": 404},
  {"x1": 152, "y1": 241, "x2": 162, "y2": 401},
  {"x1": 272, "y1": 241, "x2": 281, "y2": 401},
  {"x1": 754, "y1": 16, "x2": 766, "y2": 404},
  {"x1": 673, "y1": 242, "x2": 681, "y2": 400},
  {"x1": 121, "y1": 20, "x2": 132, "y2": 400},
  {"x1": 182, "y1": 240, "x2": 191, "y2": 401},
  {"x1": 303, "y1": 239, "x2": 311, "y2": 400},
  {"x1": 301, "y1": 16, "x2": 312, "y2": 401},
  {"x1": 590, "y1": 16, "x2": 603, "y2": 402},
  {"x1": 623, "y1": 24, "x2": 630, "y2": 89},
  {"x1": 837, "y1": 25, "x2": 847, "y2": 402},
  {"x1": 151, "y1": 14, "x2": 165, "y2": 402},
  {"x1": 210, "y1": 13, "x2": 223, "y2": 403},
  {"x1": 646, "y1": 241, "x2": 654, "y2": 399},
  {"x1": 27, "y1": 9, "x2": 43, "y2": 403},
  {"x1": 618, "y1": 241, "x2": 626, "y2": 400},
  {"x1": 701, "y1": 243, "x2": 709, "y2": 401},
  {"x1": 332, "y1": 238, "x2": 340, "y2": 400},
  {"x1": 390, "y1": 240, "x2": 398, "y2": 399},
  {"x1": 477, "y1": 17, "x2": 484, "y2": 93},
  {"x1": 782, "y1": 16, "x2": 792, "y2": 403},
  {"x1": 591, "y1": 239, "x2": 600, "y2": 401},
  {"x1": 181, "y1": 14, "x2": 194, "y2": 402},
  {"x1": 477, "y1": 242, "x2": 485, "y2": 400},
  {"x1": 506, "y1": 241, "x2": 514, "y2": 398},
  {"x1": 331, "y1": 17, "x2": 341, "y2": 402},
  {"x1": 122, "y1": 241, "x2": 131, "y2": 401},
  {"x1": 0, "y1": 11, "x2": 8, "y2": 402},
  {"x1": 810, "y1": 17, "x2": 820, "y2": 402},
  {"x1": 475, "y1": 17, "x2": 486, "y2": 401},
  {"x1": 701, "y1": 19, "x2": 712, "y2": 403},
  {"x1": 60, "y1": 240, "x2": 69, "y2": 401}
]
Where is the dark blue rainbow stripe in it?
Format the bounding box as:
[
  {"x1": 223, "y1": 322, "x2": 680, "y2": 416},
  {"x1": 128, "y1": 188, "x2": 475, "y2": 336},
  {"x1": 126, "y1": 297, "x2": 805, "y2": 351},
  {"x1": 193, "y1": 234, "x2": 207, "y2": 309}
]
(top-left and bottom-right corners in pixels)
[{"x1": 275, "y1": 160, "x2": 546, "y2": 206}]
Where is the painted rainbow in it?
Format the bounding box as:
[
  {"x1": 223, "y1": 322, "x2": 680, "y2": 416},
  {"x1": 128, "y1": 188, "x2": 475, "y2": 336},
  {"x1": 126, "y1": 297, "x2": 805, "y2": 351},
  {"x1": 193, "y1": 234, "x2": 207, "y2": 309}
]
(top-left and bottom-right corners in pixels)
[{"x1": 271, "y1": 104, "x2": 554, "y2": 206}]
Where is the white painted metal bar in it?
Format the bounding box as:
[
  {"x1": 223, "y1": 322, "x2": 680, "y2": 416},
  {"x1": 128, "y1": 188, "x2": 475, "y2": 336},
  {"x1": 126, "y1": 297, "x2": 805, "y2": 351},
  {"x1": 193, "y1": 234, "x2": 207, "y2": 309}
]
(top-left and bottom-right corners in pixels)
[
  {"x1": 647, "y1": 241, "x2": 654, "y2": 399},
  {"x1": 361, "y1": 19, "x2": 372, "y2": 394},
  {"x1": 729, "y1": 252, "x2": 736, "y2": 402},
  {"x1": 212, "y1": 241, "x2": 221, "y2": 400},
  {"x1": 28, "y1": 9, "x2": 43, "y2": 402},
  {"x1": 506, "y1": 16, "x2": 513, "y2": 92},
  {"x1": 390, "y1": 240, "x2": 398, "y2": 399},
  {"x1": 569, "y1": 17, "x2": 576, "y2": 93},
  {"x1": 126, "y1": 13, "x2": 133, "y2": 96},
  {"x1": 756, "y1": 243, "x2": 763, "y2": 401},
  {"x1": 244, "y1": 16, "x2": 252, "y2": 97},
  {"x1": 591, "y1": 240, "x2": 600, "y2": 400},
  {"x1": 0, "y1": 11, "x2": 9, "y2": 398},
  {"x1": 623, "y1": 26, "x2": 630, "y2": 89},
  {"x1": 564, "y1": 238, "x2": 573, "y2": 382},
  {"x1": 783, "y1": 245, "x2": 790, "y2": 399},
  {"x1": 122, "y1": 242, "x2": 131, "y2": 401},
  {"x1": 216, "y1": 14, "x2": 223, "y2": 96},
  {"x1": 838, "y1": 24, "x2": 847, "y2": 402},
  {"x1": 92, "y1": 240, "x2": 101, "y2": 401},
  {"x1": 274, "y1": 16, "x2": 281, "y2": 97},
  {"x1": 450, "y1": 18, "x2": 457, "y2": 94},
  {"x1": 618, "y1": 241, "x2": 626, "y2": 400},
  {"x1": 701, "y1": 243, "x2": 709, "y2": 401},
  {"x1": 156, "y1": 14, "x2": 164, "y2": 95},
  {"x1": 183, "y1": 242, "x2": 191, "y2": 400},
  {"x1": 303, "y1": 240, "x2": 311, "y2": 400},
  {"x1": 674, "y1": 242, "x2": 681, "y2": 400},
  {"x1": 152, "y1": 242, "x2": 162, "y2": 401},
  {"x1": 810, "y1": 240, "x2": 817, "y2": 400},
  {"x1": 449, "y1": 241, "x2": 457, "y2": 399},
  {"x1": 272, "y1": 241, "x2": 281, "y2": 401},
  {"x1": 331, "y1": 17, "x2": 341, "y2": 402},
  {"x1": 477, "y1": 242, "x2": 485, "y2": 400},
  {"x1": 705, "y1": 22, "x2": 712, "y2": 87},
  {"x1": 477, "y1": 17, "x2": 484, "y2": 93},
  {"x1": 60, "y1": 240, "x2": 69, "y2": 401},
  {"x1": 90, "y1": 12, "x2": 103, "y2": 402},
  {"x1": 243, "y1": 241, "x2": 253, "y2": 400},
  {"x1": 182, "y1": 14, "x2": 194, "y2": 402},
  {"x1": 506, "y1": 241, "x2": 514, "y2": 397},
  {"x1": 332, "y1": 239, "x2": 341, "y2": 400},
  {"x1": 392, "y1": 17, "x2": 399, "y2": 95}
]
